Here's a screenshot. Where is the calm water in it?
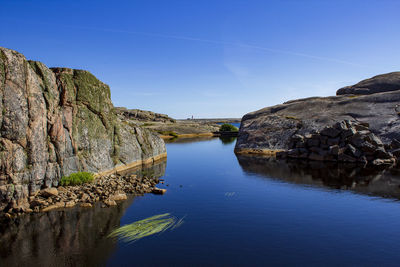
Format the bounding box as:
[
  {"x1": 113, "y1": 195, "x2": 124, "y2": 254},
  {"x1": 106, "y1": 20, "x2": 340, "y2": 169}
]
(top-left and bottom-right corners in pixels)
[{"x1": 2, "y1": 137, "x2": 400, "y2": 266}]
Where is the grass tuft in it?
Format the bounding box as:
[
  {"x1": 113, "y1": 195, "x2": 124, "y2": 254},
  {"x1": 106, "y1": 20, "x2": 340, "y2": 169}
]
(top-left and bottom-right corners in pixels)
[{"x1": 60, "y1": 172, "x2": 94, "y2": 186}]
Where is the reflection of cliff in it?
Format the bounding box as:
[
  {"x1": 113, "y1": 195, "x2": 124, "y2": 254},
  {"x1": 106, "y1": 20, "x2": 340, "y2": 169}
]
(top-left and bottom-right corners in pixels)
[
  {"x1": 119, "y1": 158, "x2": 167, "y2": 179},
  {"x1": 236, "y1": 155, "x2": 400, "y2": 200},
  {"x1": 0, "y1": 160, "x2": 167, "y2": 266},
  {"x1": 0, "y1": 199, "x2": 132, "y2": 267}
]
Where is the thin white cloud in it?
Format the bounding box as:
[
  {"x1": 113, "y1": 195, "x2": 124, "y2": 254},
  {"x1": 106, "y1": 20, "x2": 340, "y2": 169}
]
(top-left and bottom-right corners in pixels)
[{"x1": 7, "y1": 19, "x2": 365, "y2": 68}]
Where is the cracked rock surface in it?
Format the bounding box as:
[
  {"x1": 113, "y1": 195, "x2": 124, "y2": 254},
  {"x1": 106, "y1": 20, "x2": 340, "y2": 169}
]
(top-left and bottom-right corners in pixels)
[{"x1": 0, "y1": 47, "x2": 166, "y2": 212}]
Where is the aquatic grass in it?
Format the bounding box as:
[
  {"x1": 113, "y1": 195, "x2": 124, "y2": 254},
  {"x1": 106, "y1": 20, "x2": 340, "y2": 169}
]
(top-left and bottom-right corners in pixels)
[{"x1": 108, "y1": 213, "x2": 184, "y2": 243}]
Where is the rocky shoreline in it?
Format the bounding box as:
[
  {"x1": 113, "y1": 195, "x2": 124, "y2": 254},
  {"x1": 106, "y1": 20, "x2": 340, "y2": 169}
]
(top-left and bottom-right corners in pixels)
[
  {"x1": 276, "y1": 120, "x2": 398, "y2": 165},
  {"x1": 235, "y1": 71, "x2": 400, "y2": 165},
  {"x1": 2, "y1": 172, "x2": 166, "y2": 220}
]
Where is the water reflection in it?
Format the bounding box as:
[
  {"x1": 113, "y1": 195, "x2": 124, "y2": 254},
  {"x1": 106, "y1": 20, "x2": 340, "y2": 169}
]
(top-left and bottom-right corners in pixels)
[
  {"x1": 0, "y1": 160, "x2": 167, "y2": 267},
  {"x1": 164, "y1": 136, "x2": 216, "y2": 144},
  {"x1": 236, "y1": 155, "x2": 400, "y2": 200},
  {"x1": 219, "y1": 137, "x2": 236, "y2": 145}
]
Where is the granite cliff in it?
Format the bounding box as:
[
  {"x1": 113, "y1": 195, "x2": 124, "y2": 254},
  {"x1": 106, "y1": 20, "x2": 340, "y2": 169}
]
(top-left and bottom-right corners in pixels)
[
  {"x1": 0, "y1": 47, "x2": 166, "y2": 212},
  {"x1": 235, "y1": 72, "x2": 400, "y2": 164}
]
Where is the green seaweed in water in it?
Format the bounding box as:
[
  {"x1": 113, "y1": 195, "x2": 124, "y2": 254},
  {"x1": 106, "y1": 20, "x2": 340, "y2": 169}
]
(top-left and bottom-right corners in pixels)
[{"x1": 108, "y1": 213, "x2": 184, "y2": 243}]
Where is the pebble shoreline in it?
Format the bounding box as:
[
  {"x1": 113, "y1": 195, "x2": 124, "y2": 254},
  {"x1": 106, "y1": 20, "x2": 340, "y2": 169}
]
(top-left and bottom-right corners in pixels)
[{"x1": 2, "y1": 173, "x2": 166, "y2": 220}]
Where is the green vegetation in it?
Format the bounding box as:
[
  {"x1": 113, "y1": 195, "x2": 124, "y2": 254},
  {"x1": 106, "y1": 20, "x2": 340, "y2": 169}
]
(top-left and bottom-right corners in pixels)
[
  {"x1": 108, "y1": 213, "x2": 184, "y2": 243},
  {"x1": 60, "y1": 172, "x2": 94, "y2": 186},
  {"x1": 157, "y1": 130, "x2": 179, "y2": 137},
  {"x1": 142, "y1": 122, "x2": 154, "y2": 127},
  {"x1": 219, "y1": 123, "x2": 238, "y2": 132}
]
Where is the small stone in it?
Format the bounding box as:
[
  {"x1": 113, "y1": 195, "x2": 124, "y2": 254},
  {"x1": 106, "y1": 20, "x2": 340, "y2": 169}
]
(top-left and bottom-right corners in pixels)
[
  {"x1": 80, "y1": 203, "x2": 92, "y2": 208},
  {"x1": 334, "y1": 121, "x2": 348, "y2": 131},
  {"x1": 327, "y1": 137, "x2": 340, "y2": 146},
  {"x1": 41, "y1": 187, "x2": 58, "y2": 198},
  {"x1": 111, "y1": 193, "x2": 127, "y2": 201},
  {"x1": 41, "y1": 202, "x2": 65, "y2": 212},
  {"x1": 65, "y1": 201, "x2": 75, "y2": 208},
  {"x1": 30, "y1": 198, "x2": 47, "y2": 208},
  {"x1": 152, "y1": 188, "x2": 167, "y2": 195},
  {"x1": 320, "y1": 127, "x2": 341, "y2": 138},
  {"x1": 372, "y1": 158, "x2": 396, "y2": 165},
  {"x1": 104, "y1": 199, "x2": 117, "y2": 206}
]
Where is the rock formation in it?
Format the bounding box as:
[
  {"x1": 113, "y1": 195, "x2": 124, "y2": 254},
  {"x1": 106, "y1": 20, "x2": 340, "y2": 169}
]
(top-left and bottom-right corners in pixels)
[
  {"x1": 277, "y1": 120, "x2": 396, "y2": 165},
  {"x1": 115, "y1": 107, "x2": 175, "y2": 123},
  {"x1": 235, "y1": 71, "x2": 400, "y2": 164},
  {"x1": 336, "y1": 72, "x2": 400, "y2": 95},
  {"x1": 0, "y1": 47, "x2": 166, "y2": 212}
]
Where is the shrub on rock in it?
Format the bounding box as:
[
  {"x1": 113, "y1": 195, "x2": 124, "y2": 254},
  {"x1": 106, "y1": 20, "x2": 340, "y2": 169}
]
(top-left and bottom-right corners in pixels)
[{"x1": 219, "y1": 124, "x2": 238, "y2": 132}]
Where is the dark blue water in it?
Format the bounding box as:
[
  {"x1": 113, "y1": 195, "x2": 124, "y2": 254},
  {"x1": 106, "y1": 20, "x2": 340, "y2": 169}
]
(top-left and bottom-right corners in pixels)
[{"x1": 2, "y1": 137, "x2": 400, "y2": 266}]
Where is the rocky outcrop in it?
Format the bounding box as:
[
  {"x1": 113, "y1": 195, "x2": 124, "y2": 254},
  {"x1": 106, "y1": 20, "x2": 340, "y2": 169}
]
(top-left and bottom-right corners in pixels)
[
  {"x1": 0, "y1": 47, "x2": 166, "y2": 212},
  {"x1": 115, "y1": 107, "x2": 175, "y2": 123},
  {"x1": 277, "y1": 120, "x2": 396, "y2": 165},
  {"x1": 337, "y1": 72, "x2": 400, "y2": 95},
  {"x1": 235, "y1": 72, "x2": 400, "y2": 164}
]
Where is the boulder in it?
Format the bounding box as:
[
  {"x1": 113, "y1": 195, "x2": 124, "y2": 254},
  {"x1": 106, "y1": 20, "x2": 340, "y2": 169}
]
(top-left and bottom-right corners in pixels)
[{"x1": 41, "y1": 188, "x2": 58, "y2": 198}]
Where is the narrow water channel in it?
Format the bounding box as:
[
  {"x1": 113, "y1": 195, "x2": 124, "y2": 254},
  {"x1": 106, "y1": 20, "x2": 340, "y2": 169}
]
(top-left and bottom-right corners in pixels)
[{"x1": 2, "y1": 137, "x2": 400, "y2": 266}]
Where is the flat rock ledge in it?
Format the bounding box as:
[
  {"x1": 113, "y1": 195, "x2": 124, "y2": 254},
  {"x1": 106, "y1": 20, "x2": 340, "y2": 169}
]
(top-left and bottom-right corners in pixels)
[
  {"x1": 2, "y1": 173, "x2": 166, "y2": 220},
  {"x1": 276, "y1": 120, "x2": 398, "y2": 165}
]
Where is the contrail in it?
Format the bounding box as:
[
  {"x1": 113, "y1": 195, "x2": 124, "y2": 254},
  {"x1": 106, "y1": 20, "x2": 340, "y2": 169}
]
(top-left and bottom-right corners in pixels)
[
  {"x1": 73, "y1": 26, "x2": 366, "y2": 67},
  {"x1": 3, "y1": 19, "x2": 365, "y2": 67}
]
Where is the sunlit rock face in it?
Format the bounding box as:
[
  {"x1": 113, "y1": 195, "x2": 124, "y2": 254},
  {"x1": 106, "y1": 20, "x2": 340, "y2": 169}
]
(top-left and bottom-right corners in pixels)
[
  {"x1": 0, "y1": 47, "x2": 166, "y2": 212},
  {"x1": 235, "y1": 72, "x2": 400, "y2": 154}
]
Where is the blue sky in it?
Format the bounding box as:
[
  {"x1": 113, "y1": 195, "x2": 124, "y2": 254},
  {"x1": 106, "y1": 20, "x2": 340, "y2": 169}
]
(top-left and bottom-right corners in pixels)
[{"x1": 1, "y1": 0, "x2": 400, "y2": 118}]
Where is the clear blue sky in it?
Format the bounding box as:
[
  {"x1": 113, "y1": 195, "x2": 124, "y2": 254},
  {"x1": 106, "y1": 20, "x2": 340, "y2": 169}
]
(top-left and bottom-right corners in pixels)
[{"x1": 1, "y1": 0, "x2": 400, "y2": 118}]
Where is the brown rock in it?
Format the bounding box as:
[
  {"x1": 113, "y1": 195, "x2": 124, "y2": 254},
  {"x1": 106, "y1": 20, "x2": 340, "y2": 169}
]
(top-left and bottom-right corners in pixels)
[
  {"x1": 41, "y1": 188, "x2": 58, "y2": 198},
  {"x1": 41, "y1": 202, "x2": 65, "y2": 212},
  {"x1": 111, "y1": 193, "x2": 127, "y2": 201},
  {"x1": 80, "y1": 203, "x2": 92, "y2": 208},
  {"x1": 104, "y1": 199, "x2": 117, "y2": 206},
  {"x1": 152, "y1": 188, "x2": 167, "y2": 195}
]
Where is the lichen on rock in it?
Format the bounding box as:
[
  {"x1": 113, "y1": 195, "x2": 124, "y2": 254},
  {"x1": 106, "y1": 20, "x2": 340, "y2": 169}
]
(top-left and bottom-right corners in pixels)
[{"x1": 0, "y1": 47, "x2": 166, "y2": 213}]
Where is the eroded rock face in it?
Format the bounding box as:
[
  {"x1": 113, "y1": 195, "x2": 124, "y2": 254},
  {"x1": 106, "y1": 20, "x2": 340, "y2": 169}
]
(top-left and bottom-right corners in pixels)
[
  {"x1": 336, "y1": 72, "x2": 400, "y2": 95},
  {"x1": 236, "y1": 73, "x2": 400, "y2": 160},
  {"x1": 0, "y1": 47, "x2": 166, "y2": 212}
]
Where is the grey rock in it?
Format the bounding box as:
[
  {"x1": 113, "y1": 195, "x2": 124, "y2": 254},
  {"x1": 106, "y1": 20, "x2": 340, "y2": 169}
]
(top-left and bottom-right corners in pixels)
[
  {"x1": 0, "y1": 47, "x2": 167, "y2": 211},
  {"x1": 337, "y1": 72, "x2": 400, "y2": 95}
]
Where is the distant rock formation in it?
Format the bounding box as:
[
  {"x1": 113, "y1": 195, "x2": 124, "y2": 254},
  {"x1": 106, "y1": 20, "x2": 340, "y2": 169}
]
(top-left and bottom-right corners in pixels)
[
  {"x1": 235, "y1": 71, "x2": 400, "y2": 165},
  {"x1": 336, "y1": 72, "x2": 400, "y2": 95},
  {"x1": 0, "y1": 47, "x2": 166, "y2": 212},
  {"x1": 115, "y1": 107, "x2": 175, "y2": 123}
]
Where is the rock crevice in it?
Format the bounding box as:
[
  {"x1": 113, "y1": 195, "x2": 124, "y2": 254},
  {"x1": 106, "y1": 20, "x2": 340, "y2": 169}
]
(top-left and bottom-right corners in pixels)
[{"x1": 0, "y1": 47, "x2": 166, "y2": 212}]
